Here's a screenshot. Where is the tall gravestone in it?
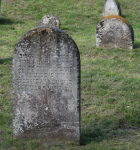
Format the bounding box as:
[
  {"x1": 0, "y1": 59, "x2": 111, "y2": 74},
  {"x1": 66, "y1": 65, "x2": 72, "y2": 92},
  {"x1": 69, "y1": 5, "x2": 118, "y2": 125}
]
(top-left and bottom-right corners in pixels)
[
  {"x1": 103, "y1": 0, "x2": 121, "y2": 17},
  {"x1": 37, "y1": 14, "x2": 61, "y2": 28},
  {"x1": 13, "y1": 27, "x2": 81, "y2": 143},
  {"x1": 96, "y1": 15, "x2": 134, "y2": 49}
]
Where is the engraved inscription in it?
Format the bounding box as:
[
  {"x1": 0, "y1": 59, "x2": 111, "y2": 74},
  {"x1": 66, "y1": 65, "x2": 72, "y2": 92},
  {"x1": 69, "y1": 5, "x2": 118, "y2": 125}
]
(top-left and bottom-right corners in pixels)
[
  {"x1": 13, "y1": 27, "x2": 81, "y2": 143},
  {"x1": 15, "y1": 53, "x2": 73, "y2": 94}
]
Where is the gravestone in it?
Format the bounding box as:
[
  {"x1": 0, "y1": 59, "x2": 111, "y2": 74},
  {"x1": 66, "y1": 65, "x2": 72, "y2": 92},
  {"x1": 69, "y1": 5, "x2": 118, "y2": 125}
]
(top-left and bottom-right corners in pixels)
[
  {"x1": 13, "y1": 27, "x2": 81, "y2": 143},
  {"x1": 37, "y1": 14, "x2": 61, "y2": 28},
  {"x1": 103, "y1": 0, "x2": 121, "y2": 17},
  {"x1": 96, "y1": 15, "x2": 134, "y2": 49}
]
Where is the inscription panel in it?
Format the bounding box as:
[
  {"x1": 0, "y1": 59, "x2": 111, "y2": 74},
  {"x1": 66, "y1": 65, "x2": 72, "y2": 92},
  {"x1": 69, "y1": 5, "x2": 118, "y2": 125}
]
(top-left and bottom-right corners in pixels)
[{"x1": 13, "y1": 27, "x2": 81, "y2": 143}]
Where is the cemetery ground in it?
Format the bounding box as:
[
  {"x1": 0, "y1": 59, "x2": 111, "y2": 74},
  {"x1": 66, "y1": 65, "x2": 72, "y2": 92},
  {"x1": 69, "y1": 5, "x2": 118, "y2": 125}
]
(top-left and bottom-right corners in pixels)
[{"x1": 0, "y1": 0, "x2": 140, "y2": 149}]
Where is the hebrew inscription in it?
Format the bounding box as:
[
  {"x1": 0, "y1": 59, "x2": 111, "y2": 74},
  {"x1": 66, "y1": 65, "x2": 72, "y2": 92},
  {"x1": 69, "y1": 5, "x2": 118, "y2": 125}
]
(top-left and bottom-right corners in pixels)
[
  {"x1": 13, "y1": 27, "x2": 80, "y2": 143},
  {"x1": 103, "y1": 0, "x2": 121, "y2": 17},
  {"x1": 96, "y1": 16, "x2": 134, "y2": 49}
]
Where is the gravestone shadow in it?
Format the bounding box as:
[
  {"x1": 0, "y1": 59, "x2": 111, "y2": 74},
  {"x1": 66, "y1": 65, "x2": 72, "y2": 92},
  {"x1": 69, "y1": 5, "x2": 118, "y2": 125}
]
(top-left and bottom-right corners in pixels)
[
  {"x1": 0, "y1": 17, "x2": 23, "y2": 25},
  {"x1": 134, "y1": 43, "x2": 140, "y2": 49},
  {"x1": 0, "y1": 58, "x2": 12, "y2": 64},
  {"x1": 80, "y1": 117, "x2": 138, "y2": 146},
  {"x1": 121, "y1": 15, "x2": 131, "y2": 18},
  {"x1": 61, "y1": 27, "x2": 70, "y2": 31}
]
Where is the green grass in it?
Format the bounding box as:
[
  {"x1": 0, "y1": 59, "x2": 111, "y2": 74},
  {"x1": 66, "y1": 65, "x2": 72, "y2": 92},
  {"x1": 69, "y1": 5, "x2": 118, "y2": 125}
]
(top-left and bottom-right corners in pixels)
[{"x1": 1, "y1": 0, "x2": 140, "y2": 149}]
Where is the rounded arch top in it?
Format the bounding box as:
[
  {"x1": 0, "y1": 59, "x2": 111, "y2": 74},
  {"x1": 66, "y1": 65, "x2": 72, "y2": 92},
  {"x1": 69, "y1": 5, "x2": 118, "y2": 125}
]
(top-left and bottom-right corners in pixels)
[{"x1": 102, "y1": 15, "x2": 130, "y2": 27}]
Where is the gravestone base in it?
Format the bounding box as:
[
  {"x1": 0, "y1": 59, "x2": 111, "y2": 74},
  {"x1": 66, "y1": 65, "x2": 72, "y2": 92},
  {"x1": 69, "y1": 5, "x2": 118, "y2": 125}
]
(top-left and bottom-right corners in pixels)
[{"x1": 15, "y1": 130, "x2": 79, "y2": 142}]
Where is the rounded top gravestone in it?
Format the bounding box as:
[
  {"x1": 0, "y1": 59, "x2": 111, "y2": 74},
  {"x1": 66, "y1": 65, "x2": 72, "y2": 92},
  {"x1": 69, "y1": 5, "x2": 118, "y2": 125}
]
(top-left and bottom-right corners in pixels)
[
  {"x1": 13, "y1": 27, "x2": 81, "y2": 143},
  {"x1": 96, "y1": 15, "x2": 134, "y2": 49},
  {"x1": 103, "y1": 0, "x2": 121, "y2": 17},
  {"x1": 37, "y1": 14, "x2": 61, "y2": 28}
]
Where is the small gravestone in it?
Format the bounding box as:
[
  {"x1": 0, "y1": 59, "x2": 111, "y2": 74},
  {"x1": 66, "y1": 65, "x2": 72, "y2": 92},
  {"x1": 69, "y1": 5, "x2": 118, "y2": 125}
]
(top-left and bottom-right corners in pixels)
[
  {"x1": 13, "y1": 27, "x2": 81, "y2": 143},
  {"x1": 37, "y1": 14, "x2": 61, "y2": 28},
  {"x1": 103, "y1": 0, "x2": 121, "y2": 17},
  {"x1": 96, "y1": 15, "x2": 134, "y2": 49}
]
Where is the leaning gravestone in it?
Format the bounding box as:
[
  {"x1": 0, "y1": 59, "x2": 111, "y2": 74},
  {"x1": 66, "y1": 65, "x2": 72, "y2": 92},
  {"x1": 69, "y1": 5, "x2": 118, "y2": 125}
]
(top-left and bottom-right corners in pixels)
[
  {"x1": 103, "y1": 0, "x2": 121, "y2": 17},
  {"x1": 96, "y1": 15, "x2": 134, "y2": 49},
  {"x1": 13, "y1": 27, "x2": 81, "y2": 143},
  {"x1": 37, "y1": 14, "x2": 61, "y2": 28}
]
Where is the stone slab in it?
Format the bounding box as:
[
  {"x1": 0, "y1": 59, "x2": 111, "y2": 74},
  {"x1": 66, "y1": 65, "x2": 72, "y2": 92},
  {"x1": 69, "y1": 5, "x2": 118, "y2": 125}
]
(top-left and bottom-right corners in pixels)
[
  {"x1": 96, "y1": 15, "x2": 134, "y2": 49},
  {"x1": 13, "y1": 27, "x2": 81, "y2": 143},
  {"x1": 103, "y1": 0, "x2": 121, "y2": 17},
  {"x1": 37, "y1": 14, "x2": 61, "y2": 28}
]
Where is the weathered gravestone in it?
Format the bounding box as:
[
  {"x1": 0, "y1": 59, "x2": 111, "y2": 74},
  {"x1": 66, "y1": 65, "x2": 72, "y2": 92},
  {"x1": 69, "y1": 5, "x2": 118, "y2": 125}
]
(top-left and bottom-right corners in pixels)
[
  {"x1": 13, "y1": 27, "x2": 81, "y2": 143},
  {"x1": 103, "y1": 0, "x2": 121, "y2": 17},
  {"x1": 96, "y1": 15, "x2": 134, "y2": 49},
  {"x1": 37, "y1": 14, "x2": 61, "y2": 28}
]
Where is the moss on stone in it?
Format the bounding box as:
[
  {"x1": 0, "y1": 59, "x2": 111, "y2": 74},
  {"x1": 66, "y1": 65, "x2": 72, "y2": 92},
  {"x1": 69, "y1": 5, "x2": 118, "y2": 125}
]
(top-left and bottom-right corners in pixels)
[{"x1": 103, "y1": 15, "x2": 130, "y2": 26}]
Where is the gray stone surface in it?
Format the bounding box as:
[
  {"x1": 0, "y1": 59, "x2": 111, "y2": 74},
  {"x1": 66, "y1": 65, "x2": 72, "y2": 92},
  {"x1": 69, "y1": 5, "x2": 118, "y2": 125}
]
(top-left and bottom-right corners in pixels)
[
  {"x1": 37, "y1": 14, "x2": 61, "y2": 28},
  {"x1": 13, "y1": 27, "x2": 81, "y2": 143},
  {"x1": 103, "y1": 0, "x2": 121, "y2": 17},
  {"x1": 96, "y1": 16, "x2": 134, "y2": 49}
]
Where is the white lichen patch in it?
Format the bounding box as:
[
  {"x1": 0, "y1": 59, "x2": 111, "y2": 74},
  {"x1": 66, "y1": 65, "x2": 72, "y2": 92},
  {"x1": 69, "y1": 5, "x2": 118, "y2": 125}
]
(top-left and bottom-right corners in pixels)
[
  {"x1": 13, "y1": 91, "x2": 38, "y2": 135},
  {"x1": 43, "y1": 17, "x2": 49, "y2": 24},
  {"x1": 13, "y1": 108, "x2": 25, "y2": 134}
]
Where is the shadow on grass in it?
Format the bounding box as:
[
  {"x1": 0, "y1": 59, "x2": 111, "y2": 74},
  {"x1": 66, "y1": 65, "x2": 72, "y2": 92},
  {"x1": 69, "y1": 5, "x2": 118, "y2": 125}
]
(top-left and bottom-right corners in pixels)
[
  {"x1": 80, "y1": 117, "x2": 138, "y2": 145},
  {"x1": 0, "y1": 17, "x2": 24, "y2": 25},
  {"x1": 121, "y1": 14, "x2": 132, "y2": 20},
  {"x1": 134, "y1": 43, "x2": 140, "y2": 49},
  {"x1": 0, "y1": 58, "x2": 12, "y2": 64},
  {"x1": 61, "y1": 27, "x2": 70, "y2": 31},
  {"x1": 0, "y1": 112, "x2": 13, "y2": 127}
]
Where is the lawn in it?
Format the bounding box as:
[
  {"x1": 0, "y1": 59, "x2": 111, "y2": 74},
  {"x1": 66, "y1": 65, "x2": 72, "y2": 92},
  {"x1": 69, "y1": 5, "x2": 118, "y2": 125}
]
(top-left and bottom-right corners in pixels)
[{"x1": 0, "y1": 0, "x2": 140, "y2": 149}]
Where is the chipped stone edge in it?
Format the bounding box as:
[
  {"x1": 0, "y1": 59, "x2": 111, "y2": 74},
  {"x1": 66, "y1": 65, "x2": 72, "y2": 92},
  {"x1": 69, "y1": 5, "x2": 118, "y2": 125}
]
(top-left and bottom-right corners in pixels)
[{"x1": 37, "y1": 14, "x2": 61, "y2": 28}]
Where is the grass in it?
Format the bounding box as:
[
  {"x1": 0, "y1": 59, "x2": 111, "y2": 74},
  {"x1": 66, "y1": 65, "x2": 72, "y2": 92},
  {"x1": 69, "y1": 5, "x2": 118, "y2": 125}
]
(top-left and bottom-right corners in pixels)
[{"x1": 1, "y1": 0, "x2": 140, "y2": 149}]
